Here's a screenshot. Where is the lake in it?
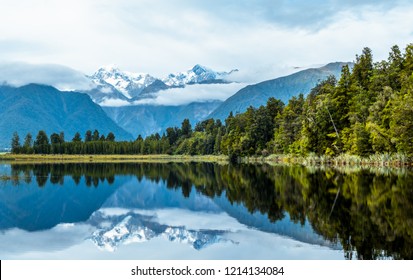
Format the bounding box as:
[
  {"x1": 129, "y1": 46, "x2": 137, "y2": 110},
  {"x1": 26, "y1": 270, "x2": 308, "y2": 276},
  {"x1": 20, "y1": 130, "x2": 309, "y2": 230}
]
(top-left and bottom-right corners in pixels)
[{"x1": 0, "y1": 162, "x2": 412, "y2": 260}]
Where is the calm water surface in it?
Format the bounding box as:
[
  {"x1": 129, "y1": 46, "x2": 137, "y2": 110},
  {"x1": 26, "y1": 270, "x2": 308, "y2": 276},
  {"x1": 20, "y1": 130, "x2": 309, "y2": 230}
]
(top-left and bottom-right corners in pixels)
[{"x1": 1, "y1": 162, "x2": 412, "y2": 259}]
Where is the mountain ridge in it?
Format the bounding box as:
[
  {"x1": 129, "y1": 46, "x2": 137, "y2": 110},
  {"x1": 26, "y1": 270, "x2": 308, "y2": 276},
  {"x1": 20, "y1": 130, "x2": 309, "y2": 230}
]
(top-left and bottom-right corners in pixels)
[
  {"x1": 88, "y1": 64, "x2": 238, "y2": 104},
  {"x1": 0, "y1": 84, "x2": 133, "y2": 149},
  {"x1": 208, "y1": 62, "x2": 352, "y2": 120}
]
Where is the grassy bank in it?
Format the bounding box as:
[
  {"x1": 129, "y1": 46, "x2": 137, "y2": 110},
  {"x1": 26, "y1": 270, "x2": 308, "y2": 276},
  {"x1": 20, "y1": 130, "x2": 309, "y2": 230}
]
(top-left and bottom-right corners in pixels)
[
  {"x1": 244, "y1": 153, "x2": 413, "y2": 167},
  {"x1": 0, "y1": 154, "x2": 228, "y2": 164},
  {"x1": 1, "y1": 153, "x2": 412, "y2": 167}
]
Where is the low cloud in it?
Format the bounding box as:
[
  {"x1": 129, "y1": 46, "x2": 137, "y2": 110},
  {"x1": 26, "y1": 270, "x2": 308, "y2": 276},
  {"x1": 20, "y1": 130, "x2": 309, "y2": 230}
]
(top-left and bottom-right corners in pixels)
[
  {"x1": 0, "y1": 62, "x2": 95, "y2": 91},
  {"x1": 133, "y1": 83, "x2": 247, "y2": 106},
  {"x1": 99, "y1": 98, "x2": 131, "y2": 107},
  {"x1": 0, "y1": 224, "x2": 92, "y2": 256}
]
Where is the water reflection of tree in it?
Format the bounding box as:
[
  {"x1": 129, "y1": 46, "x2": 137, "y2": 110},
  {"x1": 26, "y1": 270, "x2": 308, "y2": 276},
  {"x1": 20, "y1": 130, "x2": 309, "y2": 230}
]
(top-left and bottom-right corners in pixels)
[
  {"x1": 9, "y1": 162, "x2": 413, "y2": 259},
  {"x1": 158, "y1": 163, "x2": 413, "y2": 260},
  {"x1": 10, "y1": 163, "x2": 124, "y2": 188}
]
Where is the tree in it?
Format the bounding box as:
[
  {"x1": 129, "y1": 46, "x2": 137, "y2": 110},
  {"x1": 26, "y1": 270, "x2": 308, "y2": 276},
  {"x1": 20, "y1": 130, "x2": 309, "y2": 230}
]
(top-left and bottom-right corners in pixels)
[
  {"x1": 299, "y1": 77, "x2": 337, "y2": 155},
  {"x1": 50, "y1": 133, "x2": 61, "y2": 154},
  {"x1": 106, "y1": 132, "x2": 115, "y2": 142},
  {"x1": 273, "y1": 94, "x2": 305, "y2": 154},
  {"x1": 85, "y1": 130, "x2": 92, "y2": 142},
  {"x1": 266, "y1": 97, "x2": 284, "y2": 121},
  {"x1": 50, "y1": 133, "x2": 60, "y2": 144},
  {"x1": 389, "y1": 75, "x2": 413, "y2": 156},
  {"x1": 181, "y1": 119, "x2": 192, "y2": 138},
  {"x1": 33, "y1": 130, "x2": 50, "y2": 154},
  {"x1": 166, "y1": 127, "x2": 179, "y2": 145},
  {"x1": 72, "y1": 132, "x2": 82, "y2": 142},
  {"x1": 387, "y1": 45, "x2": 403, "y2": 91},
  {"x1": 352, "y1": 47, "x2": 373, "y2": 90},
  {"x1": 11, "y1": 132, "x2": 21, "y2": 153},
  {"x1": 59, "y1": 132, "x2": 65, "y2": 143},
  {"x1": 23, "y1": 133, "x2": 33, "y2": 154},
  {"x1": 92, "y1": 129, "x2": 100, "y2": 141}
]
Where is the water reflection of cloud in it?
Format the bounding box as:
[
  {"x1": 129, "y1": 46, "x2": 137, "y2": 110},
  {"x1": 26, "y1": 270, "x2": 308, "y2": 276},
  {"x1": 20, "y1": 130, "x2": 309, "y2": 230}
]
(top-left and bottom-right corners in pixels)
[
  {"x1": 0, "y1": 224, "x2": 93, "y2": 256},
  {"x1": 0, "y1": 207, "x2": 344, "y2": 260}
]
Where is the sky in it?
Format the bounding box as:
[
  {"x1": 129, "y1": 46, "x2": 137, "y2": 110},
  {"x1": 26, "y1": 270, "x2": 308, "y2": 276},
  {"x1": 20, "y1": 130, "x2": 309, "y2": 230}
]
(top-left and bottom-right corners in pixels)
[
  {"x1": 1, "y1": 0, "x2": 413, "y2": 78},
  {"x1": 1, "y1": 0, "x2": 413, "y2": 106}
]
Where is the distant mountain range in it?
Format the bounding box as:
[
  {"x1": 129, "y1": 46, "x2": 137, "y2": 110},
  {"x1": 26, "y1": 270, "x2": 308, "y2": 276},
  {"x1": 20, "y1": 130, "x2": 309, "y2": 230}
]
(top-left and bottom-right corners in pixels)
[
  {"x1": 0, "y1": 84, "x2": 132, "y2": 149},
  {"x1": 209, "y1": 62, "x2": 351, "y2": 120},
  {"x1": 0, "y1": 62, "x2": 352, "y2": 147},
  {"x1": 103, "y1": 101, "x2": 222, "y2": 137},
  {"x1": 87, "y1": 64, "x2": 238, "y2": 104},
  {"x1": 101, "y1": 62, "x2": 350, "y2": 137}
]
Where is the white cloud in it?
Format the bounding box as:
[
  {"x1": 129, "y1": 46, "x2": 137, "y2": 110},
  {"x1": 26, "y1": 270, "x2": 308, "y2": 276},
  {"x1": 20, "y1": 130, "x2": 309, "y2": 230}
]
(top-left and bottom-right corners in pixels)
[
  {"x1": 0, "y1": 62, "x2": 95, "y2": 91},
  {"x1": 99, "y1": 98, "x2": 131, "y2": 107},
  {"x1": 133, "y1": 83, "x2": 247, "y2": 106},
  {"x1": 0, "y1": 0, "x2": 412, "y2": 82}
]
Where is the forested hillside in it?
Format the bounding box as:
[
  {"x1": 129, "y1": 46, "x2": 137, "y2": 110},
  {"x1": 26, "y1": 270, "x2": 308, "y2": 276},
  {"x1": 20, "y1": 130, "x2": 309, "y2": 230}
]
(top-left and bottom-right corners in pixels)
[{"x1": 11, "y1": 45, "x2": 413, "y2": 160}]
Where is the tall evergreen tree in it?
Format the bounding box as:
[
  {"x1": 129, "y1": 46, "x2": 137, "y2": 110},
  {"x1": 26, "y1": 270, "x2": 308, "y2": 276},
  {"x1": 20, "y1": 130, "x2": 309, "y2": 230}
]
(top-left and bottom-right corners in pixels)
[
  {"x1": 72, "y1": 132, "x2": 82, "y2": 142},
  {"x1": 92, "y1": 129, "x2": 100, "y2": 141},
  {"x1": 106, "y1": 132, "x2": 115, "y2": 142},
  {"x1": 181, "y1": 119, "x2": 192, "y2": 138},
  {"x1": 34, "y1": 130, "x2": 50, "y2": 154},
  {"x1": 11, "y1": 132, "x2": 21, "y2": 153},
  {"x1": 85, "y1": 130, "x2": 92, "y2": 142},
  {"x1": 23, "y1": 133, "x2": 33, "y2": 154}
]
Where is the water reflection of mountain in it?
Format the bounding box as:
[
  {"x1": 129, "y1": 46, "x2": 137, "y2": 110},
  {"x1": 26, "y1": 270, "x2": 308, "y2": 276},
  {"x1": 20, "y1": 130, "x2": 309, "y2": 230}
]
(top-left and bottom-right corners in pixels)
[
  {"x1": 88, "y1": 210, "x2": 235, "y2": 252},
  {"x1": 0, "y1": 175, "x2": 123, "y2": 231},
  {"x1": 103, "y1": 176, "x2": 335, "y2": 249},
  {"x1": 2, "y1": 162, "x2": 413, "y2": 259}
]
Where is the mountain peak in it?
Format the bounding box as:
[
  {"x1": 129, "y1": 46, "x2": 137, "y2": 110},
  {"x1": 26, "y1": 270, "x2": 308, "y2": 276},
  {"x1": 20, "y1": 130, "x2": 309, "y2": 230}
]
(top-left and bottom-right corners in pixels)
[
  {"x1": 191, "y1": 64, "x2": 209, "y2": 75},
  {"x1": 91, "y1": 66, "x2": 157, "y2": 99},
  {"x1": 163, "y1": 65, "x2": 235, "y2": 87},
  {"x1": 88, "y1": 64, "x2": 238, "y2": 103}
]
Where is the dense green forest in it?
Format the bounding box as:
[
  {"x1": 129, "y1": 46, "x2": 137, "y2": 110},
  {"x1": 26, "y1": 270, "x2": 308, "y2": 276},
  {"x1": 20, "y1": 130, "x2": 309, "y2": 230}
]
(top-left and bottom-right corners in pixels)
[{"x1": 10, "y1": 44, "x2": 413, "y2": 160}]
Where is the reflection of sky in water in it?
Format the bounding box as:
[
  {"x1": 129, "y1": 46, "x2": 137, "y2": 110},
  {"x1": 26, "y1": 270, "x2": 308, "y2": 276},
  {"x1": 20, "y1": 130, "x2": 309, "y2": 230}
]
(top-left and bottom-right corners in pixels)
[
  {"x1": 0, "y1": 208, "x2": 343, "y2": 260},
  {"x1": 0, "y1": 168, "x2": 344, "y2": 259}
]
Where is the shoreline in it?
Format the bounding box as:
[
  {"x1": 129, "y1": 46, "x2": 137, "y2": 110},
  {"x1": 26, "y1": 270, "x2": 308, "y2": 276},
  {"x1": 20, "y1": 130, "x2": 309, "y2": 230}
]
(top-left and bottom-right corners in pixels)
[
  {"x1": 0, "y1": 154, "x2": 228, "y2": 164},
  {"x1": 1, "y1": 153, "x2": 412, "y2": 167}
]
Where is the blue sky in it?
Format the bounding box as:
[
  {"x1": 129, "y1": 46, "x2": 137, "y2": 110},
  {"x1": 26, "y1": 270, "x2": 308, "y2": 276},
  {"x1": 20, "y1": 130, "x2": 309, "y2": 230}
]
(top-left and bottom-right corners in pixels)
[{"x1": 1, "y1": 0, "x2": 413, "y2": 81}]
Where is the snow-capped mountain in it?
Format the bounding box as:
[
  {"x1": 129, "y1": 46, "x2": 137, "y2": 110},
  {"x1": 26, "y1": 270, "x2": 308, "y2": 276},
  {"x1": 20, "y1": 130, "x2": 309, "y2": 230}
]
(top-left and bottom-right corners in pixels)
[
  {"x1": 89, "y1": 210, "x2": 235, "y2": 252},
  {"x1": 88, "y1": 65, "x2": 238, "y2": 103},
  {"x1": 163, "y1": 64, "x2": 238, "y2": 87},
  {"x1": 90, "y1": 66, "x2": 157, "y2": 99}
]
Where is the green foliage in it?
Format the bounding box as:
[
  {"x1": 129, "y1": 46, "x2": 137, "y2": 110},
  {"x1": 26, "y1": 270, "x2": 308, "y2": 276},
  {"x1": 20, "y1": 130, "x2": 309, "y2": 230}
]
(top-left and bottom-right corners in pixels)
[
  {"x1": 22, "y1": 133, "x2": 34, "y2": 154},
  {"x1": 11, "y1": 44, "x2": 413, "y2": 158},
  {"x1": 33, "y1": 130, "x2": 50, "y2": 154},
  {"x1": 106, "y1": 132, "x2": 115, "y2": 142},
  {"x1": 11, "y1": 132, "x2": 21, "y2": 153}
]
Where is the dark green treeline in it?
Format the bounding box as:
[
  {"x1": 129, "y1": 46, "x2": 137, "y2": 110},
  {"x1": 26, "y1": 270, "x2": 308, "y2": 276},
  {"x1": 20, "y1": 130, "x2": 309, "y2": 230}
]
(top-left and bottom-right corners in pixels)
[
  {"x1": 8, "y1": 162, "x2": 413, "y2": 259},
  {"x1": 11, "y1": 44, "x2": 413, "y2": 158}
]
